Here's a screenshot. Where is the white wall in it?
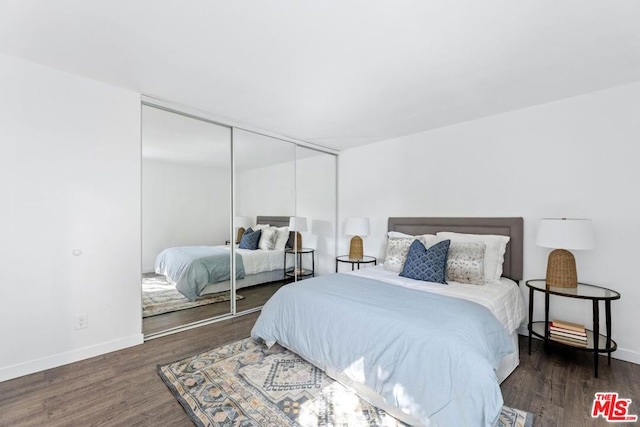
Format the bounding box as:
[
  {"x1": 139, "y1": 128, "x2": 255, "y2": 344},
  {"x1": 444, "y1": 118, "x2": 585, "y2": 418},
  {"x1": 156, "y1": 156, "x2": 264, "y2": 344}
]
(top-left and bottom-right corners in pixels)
[
  {"x1": 142, "y1": 159, "x2": 231, "y2": 272},
  {"x1": 0, "y1": 54, "x2": 142, "y2": 382},
  {"x1": 339, "y1": 81, "x2": 640, "y2": 365}
]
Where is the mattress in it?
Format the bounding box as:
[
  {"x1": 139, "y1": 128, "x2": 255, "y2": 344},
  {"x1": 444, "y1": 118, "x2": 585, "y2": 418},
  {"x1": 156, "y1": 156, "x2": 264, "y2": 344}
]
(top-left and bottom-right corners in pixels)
[{"x1": 346, "y1": 265, "x2": 525, "y2": 333}]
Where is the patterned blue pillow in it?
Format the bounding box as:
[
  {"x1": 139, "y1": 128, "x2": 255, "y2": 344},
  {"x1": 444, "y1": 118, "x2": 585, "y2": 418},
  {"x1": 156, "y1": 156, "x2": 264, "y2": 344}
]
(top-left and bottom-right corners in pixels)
[
  {"x1": 239, "y1": 228, "x2": 261, "y2": 250},
  {"x1": 399, "y1": 239, "x2": 451, "y2": 284}
]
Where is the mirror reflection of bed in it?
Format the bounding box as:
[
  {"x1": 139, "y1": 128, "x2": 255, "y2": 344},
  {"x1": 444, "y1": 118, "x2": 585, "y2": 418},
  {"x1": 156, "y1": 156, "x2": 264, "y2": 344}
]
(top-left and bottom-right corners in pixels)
[
  {"x1": 141, "y1": 104, "x2": 238, "y2": 336},
  {"x1": 143, "y1": 217, "x2": 292, "y2": 335}
]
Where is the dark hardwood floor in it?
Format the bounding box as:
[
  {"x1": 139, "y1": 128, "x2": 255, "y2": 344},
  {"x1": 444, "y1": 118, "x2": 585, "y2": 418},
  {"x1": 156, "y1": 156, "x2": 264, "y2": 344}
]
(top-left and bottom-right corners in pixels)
[
  {"x1": 0, "y1": 313, "x2": 261, "y2": 427},
  {"x1": 1, "y1": 318, "x2": 638, "y2": 426},
  {"x1": 143, "y1": 280, "x2": 287, "y2": 335},
  {"x1": 502, "y1": 338, "x2": 640, "y2": 427}
]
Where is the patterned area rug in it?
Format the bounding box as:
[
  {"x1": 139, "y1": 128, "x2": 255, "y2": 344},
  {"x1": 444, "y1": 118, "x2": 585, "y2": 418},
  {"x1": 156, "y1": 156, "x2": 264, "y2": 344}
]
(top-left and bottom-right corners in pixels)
[
  {"x1": 142, "y1": 275, "x2": 243, "y2": 317},
  {"x1": 158, "y1": 337, "x2": 534, "y2": 427}
]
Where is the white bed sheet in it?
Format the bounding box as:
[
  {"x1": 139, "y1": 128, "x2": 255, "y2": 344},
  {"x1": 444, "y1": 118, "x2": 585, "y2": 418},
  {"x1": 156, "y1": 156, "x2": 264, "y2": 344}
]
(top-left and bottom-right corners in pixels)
[
  {"x1": 215, "y1": 246, "x2": 288, "y2": 275},
  {"x1": 346, "y1": 265, "x2": 526, "y2": 333}
]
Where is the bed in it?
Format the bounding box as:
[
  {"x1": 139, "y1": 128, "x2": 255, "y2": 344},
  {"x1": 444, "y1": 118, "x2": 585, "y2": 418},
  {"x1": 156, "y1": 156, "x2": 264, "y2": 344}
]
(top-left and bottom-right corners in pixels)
[
  {"x1": 155, "y1": 216, "x2": 293, "y2": 301},
  {"x1": 251, "y1": 217, "x2": 526, "y2": 426}
]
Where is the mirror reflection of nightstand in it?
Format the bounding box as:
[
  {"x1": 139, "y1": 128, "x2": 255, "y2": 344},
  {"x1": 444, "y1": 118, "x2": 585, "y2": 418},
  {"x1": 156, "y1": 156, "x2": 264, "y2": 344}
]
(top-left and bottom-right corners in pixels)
[{"x1": 284, "y1": 248, "x2": 314, "y2": 281}]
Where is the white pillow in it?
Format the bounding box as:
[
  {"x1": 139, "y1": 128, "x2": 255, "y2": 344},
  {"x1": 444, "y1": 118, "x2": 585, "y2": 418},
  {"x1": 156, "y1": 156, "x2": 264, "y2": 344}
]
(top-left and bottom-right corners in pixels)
[
  {"x1": 387, "y1": 231, "x2": 438, "y2": 243},
  {"x1": 383, "y1": 233, "x2": 438, "y2": 272},
  {"x1": 253, "y1": 224, "x2": 270, "y2": 231},
  {"x1": 273, "y1": 226, "x2": 289, "y2": 250},
  {"x1": 421, "y1": 234, "x2": 438, "y2": 247},
  {"x1": 258, "y1": 227, "x2": 278, "y2": 250},
  {"x1": 436, "y1": 232, "x2": 510, "y2": 282}
]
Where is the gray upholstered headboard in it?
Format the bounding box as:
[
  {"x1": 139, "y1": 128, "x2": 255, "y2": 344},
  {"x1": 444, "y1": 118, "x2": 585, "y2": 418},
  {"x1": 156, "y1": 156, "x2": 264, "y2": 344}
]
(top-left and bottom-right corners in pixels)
[
  {"x1": 256, "y1": 216, "x2": 295, "y2": 248},
  {"x1": 388, "y1": 217, "x2": 523, "y2": 281},
  {"x1": 256, "y1": 216, "x2": 290, "y2": 228}
]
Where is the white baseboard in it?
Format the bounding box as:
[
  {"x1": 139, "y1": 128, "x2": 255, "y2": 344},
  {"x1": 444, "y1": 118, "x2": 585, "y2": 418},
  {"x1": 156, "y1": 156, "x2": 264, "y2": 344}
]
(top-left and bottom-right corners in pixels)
[
  {"x1": 0, "y1": 333, "x2": 144, "y2": 383},
  {"x1": 516, "y1": 328, "x2": 640, "y2": 365},
  {"x1": 610, "y1": 347, "x2": 640, "y2": 365}
]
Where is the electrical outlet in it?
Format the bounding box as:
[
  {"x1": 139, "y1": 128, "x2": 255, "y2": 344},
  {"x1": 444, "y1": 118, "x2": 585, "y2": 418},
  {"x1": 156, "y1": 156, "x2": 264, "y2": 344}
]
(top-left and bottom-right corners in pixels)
[{"x1": 75, "y1": 314, "x2": 88, "y2": 330}]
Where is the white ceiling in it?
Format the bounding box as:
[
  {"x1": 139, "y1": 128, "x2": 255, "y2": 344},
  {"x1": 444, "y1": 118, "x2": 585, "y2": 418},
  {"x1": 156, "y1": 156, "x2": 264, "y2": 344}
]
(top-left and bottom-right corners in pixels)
[{"x1": 1, "y1": 1, "x2": 639, "y2": 151}]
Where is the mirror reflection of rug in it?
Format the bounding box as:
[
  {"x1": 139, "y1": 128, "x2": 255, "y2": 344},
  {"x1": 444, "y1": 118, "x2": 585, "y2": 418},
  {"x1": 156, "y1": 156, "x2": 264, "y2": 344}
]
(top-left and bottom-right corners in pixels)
[
  {"x1": 158, "y1": 337, "x2": 534, "y2": 427},
  {"x1": 142, "y1": 275, "x2": 243, "y2": 317}
]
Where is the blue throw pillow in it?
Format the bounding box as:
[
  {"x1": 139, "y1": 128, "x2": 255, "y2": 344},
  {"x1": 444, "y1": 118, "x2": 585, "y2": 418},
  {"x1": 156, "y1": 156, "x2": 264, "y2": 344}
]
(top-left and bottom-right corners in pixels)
[
  {"x1": 399, "y1": 239, "x2": 451, "y2": 284},
  {"x1": 237, "y1": 227, "x2": 253, "y2": 245},
  {"x1": 239, "y1": 228, "x2": 261, "y2": 250}
]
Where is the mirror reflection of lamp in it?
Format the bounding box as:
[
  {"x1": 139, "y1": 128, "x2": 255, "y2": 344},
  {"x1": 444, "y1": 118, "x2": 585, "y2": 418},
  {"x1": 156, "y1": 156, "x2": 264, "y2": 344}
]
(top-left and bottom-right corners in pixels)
[
  {"x1": 234, "y1": 216, "x2": 251, "y2": 244},
  {"x1": 536, "y1": 218, "x2": 595, "y2": 288},
  {"x1": 288, "y1": 217, "x2": 308, "y2": 252},
  {"x1": 344, "y1": 217, "x2": 370, "y2": 260}
]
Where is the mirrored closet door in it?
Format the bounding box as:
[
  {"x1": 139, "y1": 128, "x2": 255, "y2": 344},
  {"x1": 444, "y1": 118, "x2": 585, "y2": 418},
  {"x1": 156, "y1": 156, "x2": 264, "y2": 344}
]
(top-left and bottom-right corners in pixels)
[
  {"x1": 141, "y1": 104, "x2": 232, "y2": 336},
  {"x1": 232, "y1": 129, "x2": 295, "y2": 313},
  {"x1": 295, "y1": 146, "x2": 337, "y2": 276}
]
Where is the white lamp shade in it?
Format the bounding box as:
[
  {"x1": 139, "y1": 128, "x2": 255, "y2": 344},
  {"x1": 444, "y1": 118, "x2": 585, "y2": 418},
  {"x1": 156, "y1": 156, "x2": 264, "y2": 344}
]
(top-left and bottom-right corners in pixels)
[
  {"x1": 344, "y1": 217, "x2": 370, "y2": 237},
  {"x1": 536, "y1": 218, "x2": 595, "y2": 250},
  {"x1": 234, "y1": 216, "x2": 251, "y2": 229},
  {"x1": 288, "y1": 216, "x2": 308, "y2": 232}
]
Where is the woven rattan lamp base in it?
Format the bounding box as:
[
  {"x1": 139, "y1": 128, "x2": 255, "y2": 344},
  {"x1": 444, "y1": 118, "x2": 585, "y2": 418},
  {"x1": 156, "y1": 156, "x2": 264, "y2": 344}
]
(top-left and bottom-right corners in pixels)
[
  {"x1": 545, "y1": 249, "x2": 578, "y2": 288},
  {"x1": 236, "y1": 227, "x2": 245, "y2": 244},
  {"x1": 348, "y1": 236, "x2": 364, "y2": 260},
  {"x1": 294, "y1": 231, "x2": 303, "y2": 251}
]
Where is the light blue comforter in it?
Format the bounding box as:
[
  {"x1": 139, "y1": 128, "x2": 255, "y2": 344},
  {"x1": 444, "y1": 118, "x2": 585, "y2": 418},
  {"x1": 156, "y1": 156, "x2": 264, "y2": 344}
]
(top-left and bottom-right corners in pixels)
[
  {"x1": 251, "y1": 273, "x2": 514, "y2": 427},
  {"x1": 155, "y1": 246, "x2": 245, "y2": 301}
]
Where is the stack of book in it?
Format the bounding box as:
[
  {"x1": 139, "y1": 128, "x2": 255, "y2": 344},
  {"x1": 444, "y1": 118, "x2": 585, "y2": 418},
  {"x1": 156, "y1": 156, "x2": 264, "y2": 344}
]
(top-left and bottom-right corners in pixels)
[{"x1": 549, "y1": 319, "x2": 588, "y2": 347}]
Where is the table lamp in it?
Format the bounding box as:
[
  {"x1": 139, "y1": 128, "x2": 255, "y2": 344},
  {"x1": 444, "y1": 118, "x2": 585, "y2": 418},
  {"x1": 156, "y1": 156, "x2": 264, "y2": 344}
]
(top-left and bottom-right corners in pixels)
[
  {"x1": 344, "y1": 217, "x2": 370, "y2": 260},
  {"x1": 288, "y1": 217, "x2": 307, "y2": 251},
  {"x1": 536, "y1": 218, "x2": 595, "y2": 288},
  {"x1": 234, "y1": 216, "x2": 251, "y2": 243}
]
